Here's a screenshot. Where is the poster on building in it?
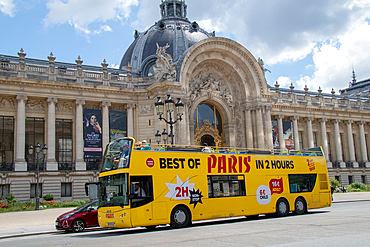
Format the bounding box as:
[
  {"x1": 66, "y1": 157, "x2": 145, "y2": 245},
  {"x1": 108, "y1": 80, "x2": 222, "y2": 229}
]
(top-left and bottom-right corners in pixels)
[
  {"x1": 109, "y1": 110, "x2": 127, "y2": 141},
  {"x1": 272, "y1": 120, "x2": 294, "y2": 150},
  {"x1": 84, "y1": 109, "x2": 102, "y2": 159}
]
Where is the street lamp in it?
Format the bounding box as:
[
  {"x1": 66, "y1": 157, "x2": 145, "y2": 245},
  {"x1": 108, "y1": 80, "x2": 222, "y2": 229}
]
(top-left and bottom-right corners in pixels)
[
  {"x1": 155, "y1": 95, "x2": 184, "y2": 145},
  {"x1": 155, "y1": 130, "x2": 162, "y2": 144},
  {"x1": 28, "y1": 143, "x2": 47, "y2": 210},
  {"x1": 162, "y1": 129, "x2": 168, "y2": 145}
]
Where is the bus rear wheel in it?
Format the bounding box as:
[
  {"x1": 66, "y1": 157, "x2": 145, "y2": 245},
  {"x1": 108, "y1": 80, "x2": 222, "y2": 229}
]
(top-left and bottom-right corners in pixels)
[
  {"x1": 294, "y1": 198, "x2": 306, "y2": 215},
  {"x1": 275, "y1": 198, "x2": 289, "y2": 217},
  {"x1": 170, "y1": 206, "x2": 190, "y2": 228}
]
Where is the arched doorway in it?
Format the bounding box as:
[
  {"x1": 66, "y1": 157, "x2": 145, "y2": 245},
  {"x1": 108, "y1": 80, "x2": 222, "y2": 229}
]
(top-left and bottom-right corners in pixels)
[
  {"x1": 201, "y1": 134, "x2": 215, "y2": 147},
  {"x1": 194, "y1": 102, "x2": 224, "y2": 147}
]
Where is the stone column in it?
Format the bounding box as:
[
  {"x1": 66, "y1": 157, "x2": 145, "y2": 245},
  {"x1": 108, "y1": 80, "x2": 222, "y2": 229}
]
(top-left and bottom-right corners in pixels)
[
  {"x1": 47, "y1": 97, "x2": 58, "y2": 171},
  {"x1": 277, "y1": 115, "x2": 285, "y2": 150},
  {"x1": 320, "y1": 118, "x2": 331, "y2": 167},
  {"x1": 256, "y1": 106, "x2": 264, "y2": 149},
  {"x1": 358, "y1": 121, "x2": 369, "y2": 165},
  {"x1": 346, "y1": 120, "x2": 358, "y2": 167},
  {"x1": 307, "y1": 117, "x2": 314, "y2": 148},
  {"x1": 334, "y1": 119, "x2": 344, "y2": 167},
  {"x1": 292, "y1": 116, "x2": 300, "y2": 150},
  {"x1": 127, "y1": 103, "x2": 135, "y2": 138},
  {"x1": 102, "y1": 101, "x2": 111, "y2": 151},
  {"x1": 265, "y1": 106, "x2": 273, "y2": 149},
  {"x1": 15, "y1": 94, "x2": 28, "y2": 171},
  {"x1": 245, "y1": 108, "x2": 254, "y2": 149},
  {"x1": 75, "y1": 99, "x2": 86, "y2": 170}
]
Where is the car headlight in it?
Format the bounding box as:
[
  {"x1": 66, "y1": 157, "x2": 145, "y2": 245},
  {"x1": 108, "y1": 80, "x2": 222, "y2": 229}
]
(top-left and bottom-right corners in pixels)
[{"x1": 61, "y1": 213, "x2": 74, "y2": 220}]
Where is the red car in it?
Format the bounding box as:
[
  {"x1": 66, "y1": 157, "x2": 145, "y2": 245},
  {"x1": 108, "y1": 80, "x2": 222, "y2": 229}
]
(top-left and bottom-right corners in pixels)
[{"x1": 55, "y1": 200, "x2": 99, "y2": 232}]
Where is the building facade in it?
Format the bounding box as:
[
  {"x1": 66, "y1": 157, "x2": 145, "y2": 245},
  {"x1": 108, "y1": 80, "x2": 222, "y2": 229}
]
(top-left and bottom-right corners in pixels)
[{"x1": 0, "y1": 0, "x2": 369, "y2": 202}]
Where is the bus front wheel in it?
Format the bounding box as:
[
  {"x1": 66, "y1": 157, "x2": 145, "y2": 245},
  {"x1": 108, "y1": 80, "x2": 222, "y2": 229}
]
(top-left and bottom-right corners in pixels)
[
  {"x1": 275, "y1": 198, "x2": 289, "y2": 217},
  {"x1": 294, "y1": 197, "x2": 306, "y2": 215},
  {"x1": 170, "y1": 206, "x2": 190, "y2": 228}
]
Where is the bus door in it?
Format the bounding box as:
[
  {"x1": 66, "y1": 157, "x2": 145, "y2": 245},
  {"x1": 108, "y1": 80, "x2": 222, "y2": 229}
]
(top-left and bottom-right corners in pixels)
[{"x1": 129, "y1": 176, "x2": 154, "y2": 227}]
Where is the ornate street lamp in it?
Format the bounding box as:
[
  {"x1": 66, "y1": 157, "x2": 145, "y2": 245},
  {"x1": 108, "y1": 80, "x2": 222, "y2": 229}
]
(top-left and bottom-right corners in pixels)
[
  {"x1": 28, "y1": 143, "x2": 47, "y2": 210},
  {"x1": 155, "y1": 95, "x2": 184, "y2": 144},
  {"x1": 155, "y1": 130, "x2": 162, "y2": 144},
  {"x1": 162, "y1": 129, "x2": 168, "y2": 144}
]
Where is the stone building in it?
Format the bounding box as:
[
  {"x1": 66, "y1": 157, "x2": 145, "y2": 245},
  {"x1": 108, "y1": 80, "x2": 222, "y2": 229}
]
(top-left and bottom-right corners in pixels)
[{"x1": 0, "y1": 0, "x2": 369, "y2": 202}]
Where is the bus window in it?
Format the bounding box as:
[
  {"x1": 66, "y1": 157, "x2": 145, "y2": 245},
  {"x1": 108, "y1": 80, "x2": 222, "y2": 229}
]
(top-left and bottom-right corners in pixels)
[
  {"x1": 99, "y1": 173, "x2": 129, "y2": 207},
  {"x1": 101, "y1": 138, "x2": 133, "y2": 171},
  {"x1": 129, "y1": 176, "x2": 154, "y2": 208},
  {"x1": 288, "y1": 174, "x2": 317, "y2": 193},
  {"x1": 208, "y1": 175, "x2": 246, "y2": 198}
]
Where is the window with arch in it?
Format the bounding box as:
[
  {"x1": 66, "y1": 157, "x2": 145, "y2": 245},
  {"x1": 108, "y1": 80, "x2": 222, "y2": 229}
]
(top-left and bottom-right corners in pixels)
[{"x1": 194, "y1": 102, "x2": 223, "y2": 135}]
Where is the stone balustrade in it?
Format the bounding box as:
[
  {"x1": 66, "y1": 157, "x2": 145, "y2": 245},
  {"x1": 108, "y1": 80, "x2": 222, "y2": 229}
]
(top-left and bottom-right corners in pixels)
[{"x1": 0, "y1": 50, "x2": 155, "y2": 89}]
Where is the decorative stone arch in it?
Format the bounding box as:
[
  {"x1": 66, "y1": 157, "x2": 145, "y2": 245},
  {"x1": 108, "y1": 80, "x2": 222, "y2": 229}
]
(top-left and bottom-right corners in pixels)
[
  {"x1": 179, "y1": 37, "x2": 268, "y2": 100},
  {"x1": 188, "y1": 95, "x2": 234, "y2": 146}
]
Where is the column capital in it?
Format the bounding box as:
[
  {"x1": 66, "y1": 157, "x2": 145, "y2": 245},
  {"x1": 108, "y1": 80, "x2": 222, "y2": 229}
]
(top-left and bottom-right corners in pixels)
[
  {"x1": 102, "y1": 100, "x2": 111, "y2": 108},
  {"x1": 347, "y1": 119, "x2": 353, "y2": 124},
  {"x1": 47, "y1": 97, "x2": 58, "y2": 104},
  {"x1": 276, "y1": 114, "x2": 284, "y2": 120},
  {"x1": 264, "y1": 105, "x2": 272, "y2": 111},
  {"x1": 127, "y1": 103, "x2": 136, "y2": 109},
  {"x1": 360, "y1": 120, "x2": 366, "y2": 125},
  {"x1": 291, "y1": 115, "x2": 299, "y2": 121},
  {"x1": 320, "y1": 117, "x2": 327, "y2": 122},
  {"x1": 334, "y1": 118, "x2": 341, "y2": 123},
  {"x1": 306, "y1": 116, "x2": 314, "y2": 121},
  {"x1": 16, "y1": 94, "x2": 28, "y2": 102},
  {"x1": 75, "y1": 99, "x2": 85, "y2": 106}
]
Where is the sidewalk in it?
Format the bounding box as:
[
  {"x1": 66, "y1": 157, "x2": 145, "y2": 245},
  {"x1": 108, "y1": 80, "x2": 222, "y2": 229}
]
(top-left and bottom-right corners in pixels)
[{"x1": 0, "y1": 192, "x2": 369, "y2": 239}]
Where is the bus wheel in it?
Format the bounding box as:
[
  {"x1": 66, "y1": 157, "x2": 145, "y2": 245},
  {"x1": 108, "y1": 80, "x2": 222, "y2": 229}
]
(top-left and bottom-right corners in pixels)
[
  {"x1": 294, "y1": 198, "x2": 306, "y2": 215},
  {"x1": 275, "y1": 198, "x2": 289, "y2": 217},
  {"x1": 170, "y1": 206, "x2": 190, "y2": 228}
]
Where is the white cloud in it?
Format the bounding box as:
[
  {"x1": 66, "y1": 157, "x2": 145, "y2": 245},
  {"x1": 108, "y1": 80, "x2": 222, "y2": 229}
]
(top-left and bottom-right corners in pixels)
[
  {"x1": 277, "y1": 76, "x2": 292, "y2": 89},
  {"x1": 110, "y1": 64, "x2": 119, "y2": 69},
  {"x1": 43, "y1": 0, "x2": 138, "y2": 34},
  {"x1": 0, "y1": 0, "x2": 16, "y2": 17}
]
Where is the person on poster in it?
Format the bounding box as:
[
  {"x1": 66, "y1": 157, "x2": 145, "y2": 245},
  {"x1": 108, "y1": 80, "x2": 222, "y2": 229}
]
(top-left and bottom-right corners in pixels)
[{"x1": 85, "y1": 114, "x2": 101, "y2": 134}]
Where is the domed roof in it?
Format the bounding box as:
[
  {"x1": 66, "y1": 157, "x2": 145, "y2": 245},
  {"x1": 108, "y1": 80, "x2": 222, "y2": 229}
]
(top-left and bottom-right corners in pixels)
[{"x1": 120, "y1": 0, "x2": 214, "y2": 76}]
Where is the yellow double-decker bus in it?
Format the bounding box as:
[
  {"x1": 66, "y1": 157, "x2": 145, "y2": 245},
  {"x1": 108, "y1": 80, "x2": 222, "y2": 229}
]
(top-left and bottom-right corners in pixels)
[{"x1": 93, "y1": 137, "x2": 331, "y2": 229}]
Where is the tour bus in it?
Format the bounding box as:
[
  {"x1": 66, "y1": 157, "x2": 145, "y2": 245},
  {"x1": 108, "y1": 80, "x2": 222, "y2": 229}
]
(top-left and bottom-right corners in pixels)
[{"x1": 92, "y1": 137, "x2": 331, "y2": 229}]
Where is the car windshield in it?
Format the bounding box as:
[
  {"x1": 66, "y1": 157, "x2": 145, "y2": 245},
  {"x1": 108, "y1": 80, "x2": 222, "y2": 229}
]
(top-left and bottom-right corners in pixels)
[
  {"x1": 101, "y1": 138, "x2": 133, "y2": 172},
  {"x1": 73, "y1": 200, "x2": 97, "y2": 211},
  {"x1": 99, "y1": 173, "x2": 129, "y2": 207}
]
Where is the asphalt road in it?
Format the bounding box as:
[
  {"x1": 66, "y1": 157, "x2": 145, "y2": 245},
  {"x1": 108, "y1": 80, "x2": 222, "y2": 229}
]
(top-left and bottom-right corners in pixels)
[{"x1": 1, "y1": 200, "x2": 369, "y2": 247}]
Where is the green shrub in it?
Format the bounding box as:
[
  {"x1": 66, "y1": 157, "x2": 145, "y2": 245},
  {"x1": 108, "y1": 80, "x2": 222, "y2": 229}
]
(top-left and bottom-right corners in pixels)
[
  {"x1": 330, "y1": 178, "x2": 341, "y2": 188},
  {"x1": 43, "y1": 194, "x2": 54, "y2": 201},
  {"x1": 350, "y1": 182, "x2": 366, "y2": 190},
  {"x1": 6, "y1": 193, "x2": 18, "y2": 205}
]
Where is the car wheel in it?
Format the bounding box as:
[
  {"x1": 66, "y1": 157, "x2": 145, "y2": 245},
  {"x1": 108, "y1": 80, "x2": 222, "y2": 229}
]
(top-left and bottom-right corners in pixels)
[
  {"x1": 170, "y1": 206, "x2": 190, "y2": 228},
  {"x1": 71, "y1": 219, "x2": 85, "y2": 232},
  {"x1": 294, "y1": 197, "x2": 306, "y2": 215},
  {"x1": 275, "y1": 198, "x2": 289, "y2": 217}
]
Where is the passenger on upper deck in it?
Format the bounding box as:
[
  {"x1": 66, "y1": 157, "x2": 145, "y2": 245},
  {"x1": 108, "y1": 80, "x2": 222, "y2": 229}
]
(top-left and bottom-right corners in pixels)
[{"x1": 140, "y1": 140, "x2": 150, "y2": 150}]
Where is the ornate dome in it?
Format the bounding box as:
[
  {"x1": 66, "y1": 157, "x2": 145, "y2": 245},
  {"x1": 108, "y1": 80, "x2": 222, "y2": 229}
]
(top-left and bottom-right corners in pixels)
[{"x1": 119, "y1": 0, "x2": 214, "y2": 77}]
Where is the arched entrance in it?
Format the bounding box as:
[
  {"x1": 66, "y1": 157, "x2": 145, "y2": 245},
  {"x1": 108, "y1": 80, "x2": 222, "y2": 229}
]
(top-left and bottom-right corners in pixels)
[
  {"x1": 193, "y1": 102, "x2": 224, "y2": 147},
  {"x1": 201, "y1": 134, "x2": 215, "y2": 147}
]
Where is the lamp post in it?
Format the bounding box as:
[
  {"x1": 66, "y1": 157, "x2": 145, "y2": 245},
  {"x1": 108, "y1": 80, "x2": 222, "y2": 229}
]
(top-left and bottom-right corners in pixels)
[
  {"x1": 155, "y1": 95, "x2": 184, "y2": 145},
  {"x1": 28, "y1": 143, "x2": 47, "y2": 210}
]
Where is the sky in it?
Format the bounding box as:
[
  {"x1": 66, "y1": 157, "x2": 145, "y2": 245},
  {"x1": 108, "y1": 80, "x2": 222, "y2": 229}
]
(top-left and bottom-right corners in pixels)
[{"x1": 1, "y1": 0, "x2": 370, "y2": 93}]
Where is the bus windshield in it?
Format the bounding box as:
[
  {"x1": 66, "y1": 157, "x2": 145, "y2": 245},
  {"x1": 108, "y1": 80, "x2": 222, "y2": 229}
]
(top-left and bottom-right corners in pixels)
[
  {"x1": 99, "y1": 173, "x2": 129, "y2": 207},
  {"x1": 101, "y1": 138, "x2": 133, "y2": 172}
]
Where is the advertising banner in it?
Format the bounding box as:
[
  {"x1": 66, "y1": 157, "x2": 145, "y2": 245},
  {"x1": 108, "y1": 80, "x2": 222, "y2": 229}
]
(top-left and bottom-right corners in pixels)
[
  {"x1": 272, "y1": 120, "x2": 294, "y2": 150},
  {"x1": 109, "y1": 110, "x2": 127, "y2": 141},
  {"x1": 84, "y1": 109, "x2": 102, "y2": 159}
]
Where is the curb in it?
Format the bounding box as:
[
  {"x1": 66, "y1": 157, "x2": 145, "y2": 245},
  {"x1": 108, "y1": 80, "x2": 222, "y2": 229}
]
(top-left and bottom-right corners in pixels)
[{"x1": 0, "y1": 230, "x2": 57, "y2": 240}]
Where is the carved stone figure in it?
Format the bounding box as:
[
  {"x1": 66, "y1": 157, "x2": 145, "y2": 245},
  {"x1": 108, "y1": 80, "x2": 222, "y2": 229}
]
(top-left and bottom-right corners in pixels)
[
  {"x1": 153, "y1": 43, "x2": 177, "y2": 82},
  {"x1": 189, "y1": 75, "x2": 233, "y2": 104}
]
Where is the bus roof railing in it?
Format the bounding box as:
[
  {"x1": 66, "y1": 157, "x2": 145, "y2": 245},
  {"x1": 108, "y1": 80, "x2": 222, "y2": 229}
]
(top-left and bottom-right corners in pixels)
[{"x1": 132, "y1": 142, "x2": 324, "y2": 156}]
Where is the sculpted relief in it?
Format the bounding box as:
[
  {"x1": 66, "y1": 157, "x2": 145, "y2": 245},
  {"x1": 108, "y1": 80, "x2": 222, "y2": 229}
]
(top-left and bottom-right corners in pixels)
[
  {"x1": 189, "y1": 75, "x2": 233, "y2": 104},
  {"x1": 153, "y1": 43, "x2": 177, "y2": 82},
  {"x1": 0, "y1": 98, "x2": 15, "y2": 109}
]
